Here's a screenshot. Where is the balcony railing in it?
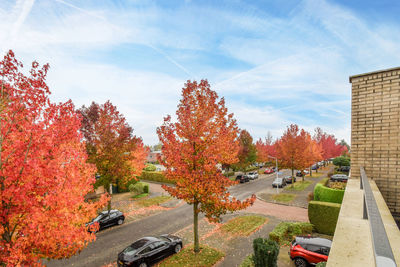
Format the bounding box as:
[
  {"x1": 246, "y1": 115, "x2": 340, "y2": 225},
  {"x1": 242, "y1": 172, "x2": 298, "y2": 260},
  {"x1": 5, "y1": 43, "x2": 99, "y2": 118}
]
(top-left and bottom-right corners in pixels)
[{"x1": 360, "y1": 166, "x2": 397, "y2": 267}]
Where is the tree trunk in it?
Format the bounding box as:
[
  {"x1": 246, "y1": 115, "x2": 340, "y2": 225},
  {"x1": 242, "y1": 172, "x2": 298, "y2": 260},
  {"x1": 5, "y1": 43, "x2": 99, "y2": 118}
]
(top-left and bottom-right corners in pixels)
[
  {"x1": 309, "y1": 166, "x2": 312, "y2": 177},
  {"x1": 107, "y1": 185, "x2": 112, "y2": 211},
  {"x1": 193, "y1": 202, "x2": 200, "y2": 253}
]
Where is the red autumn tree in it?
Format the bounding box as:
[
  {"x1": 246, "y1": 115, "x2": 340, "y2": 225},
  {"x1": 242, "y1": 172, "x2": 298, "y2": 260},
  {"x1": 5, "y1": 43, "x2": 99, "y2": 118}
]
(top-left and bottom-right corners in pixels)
[
  {"x1": 256, "y1": 132, "x2": 276, "y2": 164},
  {"x1": 314, "y1": 127, "x2": 346, "y2": 160},
  {"x1": 0, "y1": 51, "x2": 108, "y2": 266},
  {"x1": 276, "y1": 124, "x2": 310, "y2": 180},
  {"x1": 157, "y1": 80, "x2": 255, "y2": 252},
  {"x1": 78, "y1": 101, "x2": 147, "y2": 205}
]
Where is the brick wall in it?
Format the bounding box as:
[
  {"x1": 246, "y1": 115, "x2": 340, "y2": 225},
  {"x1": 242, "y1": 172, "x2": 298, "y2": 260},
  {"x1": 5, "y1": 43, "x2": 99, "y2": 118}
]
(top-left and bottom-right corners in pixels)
[{"x1": 350, "y1": 67, "x2": 400, "y2": 221}]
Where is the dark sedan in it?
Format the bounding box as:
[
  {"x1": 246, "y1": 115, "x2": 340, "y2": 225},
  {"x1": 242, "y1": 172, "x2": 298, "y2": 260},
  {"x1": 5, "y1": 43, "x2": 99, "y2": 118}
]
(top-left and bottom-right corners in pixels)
[
  {"x1": 118, "y1": 235, "x2": 183, "y2": 267},
  {"x1": 284, "y1": 175, "x2": 296, "y2": 184},
  {"x1": 87, "y1": 209, "x2": 125, "y2": 232},
  {"x1": 235, "y1": 174, "x2": 250, "y2": 183}
]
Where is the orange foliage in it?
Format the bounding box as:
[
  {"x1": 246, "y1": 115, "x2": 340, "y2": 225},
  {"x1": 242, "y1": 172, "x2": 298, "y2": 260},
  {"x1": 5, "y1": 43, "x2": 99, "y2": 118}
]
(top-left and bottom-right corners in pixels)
[
  {"x1": 0, "y1": 51, "x2": 108, "y2": 266},
  {"x1": 157, "y1": 80, "x2": 255, "y2": 217}
]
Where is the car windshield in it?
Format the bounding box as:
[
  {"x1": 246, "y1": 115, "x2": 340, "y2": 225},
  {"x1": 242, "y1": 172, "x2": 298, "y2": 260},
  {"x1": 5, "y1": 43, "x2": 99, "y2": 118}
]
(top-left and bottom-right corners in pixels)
[
  {"x1": 123, "y1": 239, "x2": 149, "y2": 256},
  {"x1": 158, "y1": 236, "x2": 170, "y2": 242},
  {"x1": 92, "y1": 214, "x2": 103, "y2": 222}
]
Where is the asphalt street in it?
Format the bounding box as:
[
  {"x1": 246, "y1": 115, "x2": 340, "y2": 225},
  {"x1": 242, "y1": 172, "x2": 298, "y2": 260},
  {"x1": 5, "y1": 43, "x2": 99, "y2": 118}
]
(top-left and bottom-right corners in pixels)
[{"x1": 46, "y1": 169, "x2": 291, "y2": 267}]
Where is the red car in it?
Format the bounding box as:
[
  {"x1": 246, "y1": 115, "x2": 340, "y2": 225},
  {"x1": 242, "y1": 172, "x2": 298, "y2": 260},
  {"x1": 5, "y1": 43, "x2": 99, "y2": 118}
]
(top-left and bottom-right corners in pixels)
[
  {"x1": 264, "y1": 168, "x2": 274, "y2": 174},
  {"x1": 290, "y1": 236, "x2": 331, "y2": 267}
]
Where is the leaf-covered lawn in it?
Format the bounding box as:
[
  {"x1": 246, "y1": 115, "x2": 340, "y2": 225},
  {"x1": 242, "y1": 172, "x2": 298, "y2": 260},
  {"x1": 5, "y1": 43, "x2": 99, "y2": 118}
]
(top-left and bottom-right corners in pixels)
[
  {"x1": 271, "y1": 193, "x2": 296, "y2": 203},
  {"x1": 131, "y1": 193, "x2": 149, "y2": 199},
  {"x1": 220, "y1": 215, "x2": 267, "y2": 236},
  {"x1": 285, "y1": 180, "x2": 312, "y2": 191},
  {"x1": 305, "y1": 172, "x2": 323, "y2": 178},
  {"x1": 157, "y1": 245, "x2": 224, "y2": 267},
  {"x1": 134, "y1": 195, "x2": 172, "y2": 207}
]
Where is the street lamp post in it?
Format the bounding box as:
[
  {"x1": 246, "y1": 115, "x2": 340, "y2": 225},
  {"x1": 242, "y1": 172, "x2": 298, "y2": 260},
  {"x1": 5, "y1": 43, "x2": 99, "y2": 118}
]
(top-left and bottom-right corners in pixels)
[{"x1": 268, "y1": 155, "x2": 279, "y2": 195}]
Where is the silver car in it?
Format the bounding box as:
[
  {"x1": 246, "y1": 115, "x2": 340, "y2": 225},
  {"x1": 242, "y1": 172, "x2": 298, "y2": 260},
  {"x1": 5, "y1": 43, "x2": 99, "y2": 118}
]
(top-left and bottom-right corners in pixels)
[{"x1": 247, "y1": 172, "x2": 259, "y2": 180}]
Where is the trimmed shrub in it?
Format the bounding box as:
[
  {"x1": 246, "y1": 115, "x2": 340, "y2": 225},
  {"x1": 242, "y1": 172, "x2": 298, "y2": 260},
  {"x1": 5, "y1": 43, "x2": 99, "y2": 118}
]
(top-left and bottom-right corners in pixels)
[
  {"x1": 144, "y1": 163, "x2": 157, "y2": 172},
  {"x1": 269, "y1": 222, "x2": 313, "y2": 245},
  {"x1": 139, "y1": 171, "x2": 174, "y2": 184},
  {"x1": 253, "y1": 238, "x2": 279, "y2": 267},
  {"x1": 308, "y1": 200, "x2": 341, "y2": 235},
  {"x1": 314, "y1": 183, "x2": 344, "y2": 204},
  {"x1": 118, "y1": 177, "x2": 138, "y2": 193},
  {"x1": 143, "y1": 183, "x2": 149, "y2": 193},
  {"x1": 129, "y1": 182, "x2": 148, "y2": 195}
]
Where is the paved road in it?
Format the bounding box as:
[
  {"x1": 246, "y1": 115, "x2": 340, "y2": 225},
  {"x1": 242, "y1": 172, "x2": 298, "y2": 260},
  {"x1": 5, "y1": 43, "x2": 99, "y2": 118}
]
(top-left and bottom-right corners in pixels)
[{"x1": 46, "y1": 170, "x2": 291, "y2": 267}]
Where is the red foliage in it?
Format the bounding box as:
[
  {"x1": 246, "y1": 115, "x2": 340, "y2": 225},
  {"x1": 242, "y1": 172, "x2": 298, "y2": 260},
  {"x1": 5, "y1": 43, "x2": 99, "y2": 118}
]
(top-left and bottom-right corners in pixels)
[
  {"x1": 314, "y1": 127, "x2": 346, "y2": 160},
  {"x1": 78, "y1": 101, "x2": 147, "y2": 192},
  {"x1": 255, "y1": 134, "x2": 277, "y2": 163},
  {"x1": 0, "y1": 51, "x2": 108, "y2": 266}
]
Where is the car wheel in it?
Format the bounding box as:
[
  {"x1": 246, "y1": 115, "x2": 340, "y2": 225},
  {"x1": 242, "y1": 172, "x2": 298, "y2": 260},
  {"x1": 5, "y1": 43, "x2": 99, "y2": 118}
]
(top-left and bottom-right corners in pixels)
[
  {"x1": 117, "y1": 219, "x2": 124, "y2": 225},
  {"x1": 294, "y1": 257, "x2": 308, "y2": 267},
  {"x1": 174, "y1": 244, "x2": 182, "y2": 253},
  {"x1": 139, "y1": 262, "x2": 147, "y2": 267}
]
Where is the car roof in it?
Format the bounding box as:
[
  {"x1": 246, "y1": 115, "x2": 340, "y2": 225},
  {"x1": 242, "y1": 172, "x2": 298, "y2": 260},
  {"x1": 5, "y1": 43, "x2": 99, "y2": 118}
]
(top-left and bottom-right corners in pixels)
[
  {"x1": 295, "y1": 236, "x2": 332, "y2": 247},
  {"x1": 100, "y1": 209, "x2": 120, "y2": 214},
  {"x1": 331, "y1": 174, "x2": 348, "y2": 178}
]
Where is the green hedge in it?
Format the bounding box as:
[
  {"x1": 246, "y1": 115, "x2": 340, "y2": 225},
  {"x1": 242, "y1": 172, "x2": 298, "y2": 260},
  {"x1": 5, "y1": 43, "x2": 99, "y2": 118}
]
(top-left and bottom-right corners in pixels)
[
  {"x1": 314, "y1": 183, "x2": 344, "y2": 204},
  {"x1": 144, "y1": 163, "x2": 157, "y2": 171},
  {"x1": 253, "y1": 238, "x2": 279, "y2": 267},
  {"x1": 269, "y1": 222, "x2": 313, "y2": 245},
  {"x1": 308, "y1": 201, "x2": 341, "y2": 235},
  {"x1": 129, "y1": 182, "x2": 149, "y2": 195},
  {"x1": 117, "y1": 177, "x2": 138, "y2": 193},
  {"x1": 139, "y1": 171, "x2": 175, "y2": 184}
]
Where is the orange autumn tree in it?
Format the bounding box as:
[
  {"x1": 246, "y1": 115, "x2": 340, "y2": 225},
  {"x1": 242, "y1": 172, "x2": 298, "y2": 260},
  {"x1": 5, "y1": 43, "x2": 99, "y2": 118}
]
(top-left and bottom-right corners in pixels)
[
  {"x1": 157, "y1": 80, "x2": 255, "y2": 252},
  {"x1": 276, "y1": 124, "x2": 310, "y2": 181},
  {"x1": 0, "y1": 51, "x2": 108, "y2": 266},
  {"x1": 303, "y1": 131, "x2": 323, "y2": 179},
  {"x1": 78, "y1": 101, "x2": 147, "y2": 208}
]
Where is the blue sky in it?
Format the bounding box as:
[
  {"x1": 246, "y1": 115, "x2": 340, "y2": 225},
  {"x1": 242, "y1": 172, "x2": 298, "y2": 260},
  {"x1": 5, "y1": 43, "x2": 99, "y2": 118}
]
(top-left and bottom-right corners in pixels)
[{"x1": 1, "y1": 0, "x2": 400, "y2": 145}]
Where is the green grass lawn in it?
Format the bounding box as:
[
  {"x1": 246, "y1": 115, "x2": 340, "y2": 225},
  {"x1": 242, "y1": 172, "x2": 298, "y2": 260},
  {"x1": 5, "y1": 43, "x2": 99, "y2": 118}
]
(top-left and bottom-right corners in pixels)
[
  {"x1": 285, "y1": 180, "x2": 313, "y2": 191},
  {"x1": 158, "y1": 245, "x2": 224, "y2": 267},
  {"x1": 220, "y1": 215, "x2": 267, "y2": 236},
  {"x1": 305, "y1": 172, "x2": 323, "y2": 178},
  {"x1": 131, "y1": 193, "x2": 149, "y2": 199},
  {"x1": 134, "y1": 195, "x2": 172, "y2": 207},
  {"x1": 271, "y1": 193, "x2": 296, "y2": 203}
]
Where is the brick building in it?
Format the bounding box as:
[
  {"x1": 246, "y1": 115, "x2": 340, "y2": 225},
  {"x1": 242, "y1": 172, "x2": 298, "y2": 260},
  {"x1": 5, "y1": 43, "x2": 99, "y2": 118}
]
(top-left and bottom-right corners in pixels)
[{"x1": 350, "y1": 67, "x2": 400, "y2": 223}]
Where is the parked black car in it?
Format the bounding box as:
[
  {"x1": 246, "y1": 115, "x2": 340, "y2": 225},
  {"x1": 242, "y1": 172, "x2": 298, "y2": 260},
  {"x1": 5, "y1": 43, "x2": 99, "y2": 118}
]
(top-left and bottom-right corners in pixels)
[
  {"x1": 285, "y1": 175, "x2": 296, "y2": 184},
  {"x1": 338, "y1": 166, "x2": 350, "y2": 172},
  {"x1": 87, "y1": 209, "x2": 125, "y2": 232},
  {"x1": 236, "y1": 174, "x2": 250, "y2": 183},
  {"x1": 118, "y1": 235, "x2": 183, "y2": 267},
  {"x1": 330, "y1": 174, "x2": 349, "y2": 183},
  {"x1": 272, "y1": 178, "x2": 286, "y2": 188}
]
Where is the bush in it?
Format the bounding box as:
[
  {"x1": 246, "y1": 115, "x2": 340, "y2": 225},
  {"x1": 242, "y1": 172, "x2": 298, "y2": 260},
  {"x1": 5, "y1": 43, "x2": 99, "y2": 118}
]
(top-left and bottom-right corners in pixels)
[
  {"x1": 329, "y1": 181, "x2": 346, "y2": 190},
  {"x1": 308, "y1": 201, "x2": 341, "y2": 235},
  {"x1": 245, "y1": 166, "x2": 259, "y2": 172},
  {"x1": 143, "y1": 183, "x2": 149, "y2": 193},
  {"x1": 252, "y1": 238, "x2": 279, "y2": 267},
  {"x1": 332, "y1": 156, "x2": 350, "y2": 167},
  {"x1": 139, "y1": 171, "x2": 174, "y2": 184},
  {"x1": 314, "y1": 183, "x2": 344, "y2": 204},
  {"x1": 144, "y1": 163, "x2": 157, "y2": 172},
  {"x1": 269, "y1": 222, "x2": 313, "y2": 245},
  {"x1": 118, "y1": 177, "x2": 138, "y2": 193},
  {"x1": 129, "y1": 182, "x2": 149, "y2": 195},
  {"x1": 316, "y1": 262, "x2": 327, "y2": 267}
]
